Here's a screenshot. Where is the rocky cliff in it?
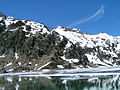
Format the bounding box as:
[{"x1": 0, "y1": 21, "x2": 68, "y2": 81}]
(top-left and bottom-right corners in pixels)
[{"x1": 0, "y1": 13, "x2": 120, "y2": 72}]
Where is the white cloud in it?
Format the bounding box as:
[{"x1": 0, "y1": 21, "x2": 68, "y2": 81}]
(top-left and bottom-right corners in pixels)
[{"x1": 68, "y1": 5, "x2": 105, "y2": 28}]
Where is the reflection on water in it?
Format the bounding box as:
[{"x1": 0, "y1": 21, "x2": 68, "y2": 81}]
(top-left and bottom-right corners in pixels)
[{"x1": 0, "y1": 74, "x2": 120, "y2": 90}]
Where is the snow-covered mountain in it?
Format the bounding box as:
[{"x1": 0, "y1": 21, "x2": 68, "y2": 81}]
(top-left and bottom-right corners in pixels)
[
  {"x1": 0, "y1": 13, "x2": 120, "y2": 72},
  {"x1": 55, "y1": 26, "x2": 120, "y2": 67}
]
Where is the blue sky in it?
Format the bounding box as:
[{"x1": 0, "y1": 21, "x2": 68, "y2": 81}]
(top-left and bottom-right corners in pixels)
[{"x1": 0, "y1": 0, "x2": 120, "y2": 36}]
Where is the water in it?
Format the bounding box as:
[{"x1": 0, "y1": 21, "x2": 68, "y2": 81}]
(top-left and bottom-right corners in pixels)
[
  {"x1": 1, "y1": 66, "x2": 120, "y2": 90},
  {"x1": 0, "y1": 75, "x2": 120, "y2": 90}
]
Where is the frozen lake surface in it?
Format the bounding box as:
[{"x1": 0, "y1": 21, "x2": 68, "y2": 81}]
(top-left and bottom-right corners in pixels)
[{"x1": 0, "y1": 66, "x2": 120, "y2": 90}]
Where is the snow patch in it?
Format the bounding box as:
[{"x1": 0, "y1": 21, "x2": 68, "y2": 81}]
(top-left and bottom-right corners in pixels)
[
  {"x1": 85, "y1": 54, "x2": 110, "y2": 66},
  {"x1": 0, "y1": 17, "x2": 3, "y2": 21},
  {"x1": 18, "y1": 62, "x2": 21, "y2": 66},
  {"x1": 4, "y1": 16, "x2": 50, "y2": 35},
  {"x1": 8, "y1": 68, "x2": 14, "y2": 72},
  {"x1": 0, "y1": 54, "x2": 5, "y2": 58},
  {"x1": 5, "y1": 16, "x2": 17, "y2": 27},
  {"x1": 54, "y1": 26, "x2": 94, "y2": 48},
  {"x1": 58, "y1": 35, "x2": 63, "y2": 41},
  {"x1": 65, "y1": 41, "x2": 72, "y2": 49},
  {"x1": 4, "y1": 62, "x2": 12, "y2": 68},
  {"x1": 57, "y1": 65, "x2": 64, "y2": 69},
  {"x1": 25, "y1": 34, "x2": 31, "y2": 37},
  {"x1": 61, "y1": 56, "x2": 79, "y2": 63},
  {"x1": 37, "y1": 62, "x2": 51, "y2": 70},
  {"x1": 29, "y1": 62, "x2": 32, "y2": 65},
  {"x1": 15, "y1": 53, "x2": 19, "y2": 59}
]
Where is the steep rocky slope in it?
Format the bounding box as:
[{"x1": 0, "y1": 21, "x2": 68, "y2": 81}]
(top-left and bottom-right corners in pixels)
[{"x1": 0, "y1": 13, "x2": 120, "y2": 72}]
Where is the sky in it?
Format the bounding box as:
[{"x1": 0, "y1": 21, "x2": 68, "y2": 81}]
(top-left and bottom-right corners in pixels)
[{"x1": 0, "y1": 0, "x2": 120, "y2": 36}]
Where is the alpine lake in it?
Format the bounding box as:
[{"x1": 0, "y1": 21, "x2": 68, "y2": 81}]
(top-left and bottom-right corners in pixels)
[{"x1": 0, "y1": 66, "x2": 120, "y2": 90}]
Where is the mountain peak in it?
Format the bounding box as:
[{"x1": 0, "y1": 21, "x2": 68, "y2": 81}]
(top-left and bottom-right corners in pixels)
[
  {"x1": 0, "y1": 13, "x2": 120, "y2": 72},
  {"x1": 0, "y1": 12, "x2": 6, "y2": 21},
  {"x1": 1, "y1": 15, "x2": 50, "y2": 35}
]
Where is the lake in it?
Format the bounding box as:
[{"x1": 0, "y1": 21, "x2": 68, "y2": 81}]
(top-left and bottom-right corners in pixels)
[{"x1": 0, "y1": 66, "x2": 120, "y2": 90}]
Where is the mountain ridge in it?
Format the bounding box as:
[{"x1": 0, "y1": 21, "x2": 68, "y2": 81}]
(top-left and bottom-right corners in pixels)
[{"x1": 0, "y1": 13, "x2": 120, "y2": 73}]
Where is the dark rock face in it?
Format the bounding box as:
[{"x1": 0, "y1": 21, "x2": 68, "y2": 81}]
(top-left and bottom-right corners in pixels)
[
  {"x1": 0, "y1": 15, "x2": 70, "y2": 72},
  {"x1": 0, "y1": 29, "x2": 68, "y2": 72},
  {"x1": 0, "y1": 13, "x2": 120, "y2": 72},
  {"x1": 65, "y1": 44, "x2": 89, "y2": 67}
]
